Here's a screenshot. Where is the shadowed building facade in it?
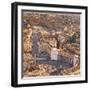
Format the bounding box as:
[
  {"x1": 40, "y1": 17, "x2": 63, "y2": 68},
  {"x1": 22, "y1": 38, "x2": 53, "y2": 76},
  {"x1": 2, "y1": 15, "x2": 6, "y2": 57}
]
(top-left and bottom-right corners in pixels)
[{"x1": 32, "y1": 32, "x2": 40, "y2": 57}]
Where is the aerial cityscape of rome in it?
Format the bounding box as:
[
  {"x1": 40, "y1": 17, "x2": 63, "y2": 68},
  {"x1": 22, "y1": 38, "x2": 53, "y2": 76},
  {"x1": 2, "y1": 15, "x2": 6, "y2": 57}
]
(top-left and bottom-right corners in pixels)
[{"x1": 22, "y1": 11, "x2": 80, "y2": 77}]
